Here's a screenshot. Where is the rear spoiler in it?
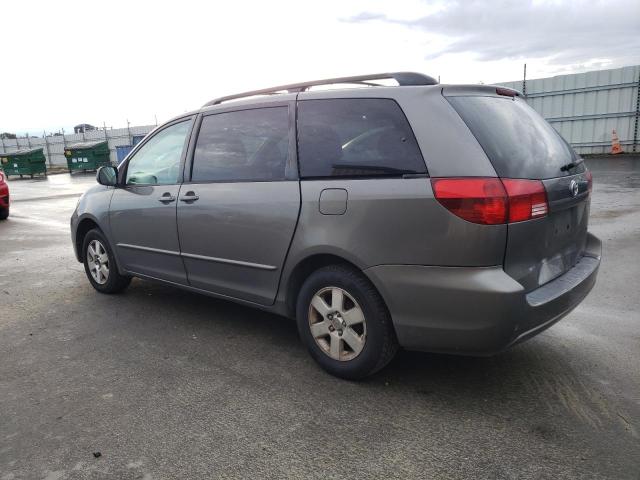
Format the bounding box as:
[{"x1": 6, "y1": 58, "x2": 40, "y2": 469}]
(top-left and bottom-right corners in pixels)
[{"x1": 442, "y1": 85, "x2": 523, "y2": 97}]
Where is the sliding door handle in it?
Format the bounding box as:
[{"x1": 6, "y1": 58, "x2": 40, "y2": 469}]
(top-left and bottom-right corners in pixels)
[
  {"x1": 158, "y1": 193, "x2": 176, "y2": 203},
  {"x1": 179, "y1": 191, "x2": 199, "y2": 203}
]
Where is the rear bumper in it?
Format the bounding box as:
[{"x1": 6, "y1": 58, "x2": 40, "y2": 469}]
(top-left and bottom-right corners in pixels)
[{"x1": 365, "y1": 232, "x2": 601, "y2": 355}]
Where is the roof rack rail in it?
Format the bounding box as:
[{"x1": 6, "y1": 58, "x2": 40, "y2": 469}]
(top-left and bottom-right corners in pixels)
[{"x1": 203, "y1": 72, "x2": 438, "y2": 106}]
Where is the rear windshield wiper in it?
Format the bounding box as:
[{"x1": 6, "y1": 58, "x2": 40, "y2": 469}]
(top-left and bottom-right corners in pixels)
[
  {"x1": 332, "y1": 164, "x2": 417, "y2": 175},
  {"x1": 560, "y1": 158, "x2": 584, "y2": 172}
]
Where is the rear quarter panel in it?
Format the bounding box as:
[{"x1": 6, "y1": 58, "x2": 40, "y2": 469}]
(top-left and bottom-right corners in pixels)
[
  {"x1": 283, "y1": 86, "x2": 506, "y2": 273},
  {"x1": 283, "y1": 177, "x2": 506, "y2": 270}
]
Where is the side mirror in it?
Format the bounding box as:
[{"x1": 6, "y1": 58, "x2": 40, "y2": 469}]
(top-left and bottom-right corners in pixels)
[{"x1": 96, "y1": 165, "x2": 118, "y2": 186}]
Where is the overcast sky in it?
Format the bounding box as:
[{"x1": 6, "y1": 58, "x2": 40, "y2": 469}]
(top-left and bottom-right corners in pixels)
[{"x1": 2, "y1": 0, "x2": 639, "y2": 134}]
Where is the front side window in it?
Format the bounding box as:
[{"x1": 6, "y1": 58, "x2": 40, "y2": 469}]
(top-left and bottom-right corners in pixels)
[
  {"x1": 125, "y1": 120, "x2": 191, "y2": 185},
  {"x1": 297, "y1": 98, "x2": 425, "y2": 178},
  {"x1": 191, "y1": 107, "x2": 289, "y2": 182}
]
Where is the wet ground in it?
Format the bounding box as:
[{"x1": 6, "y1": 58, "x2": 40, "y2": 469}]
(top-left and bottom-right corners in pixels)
[{"x1": 1, "y1": 159, "x2": 639, "y2": 479}]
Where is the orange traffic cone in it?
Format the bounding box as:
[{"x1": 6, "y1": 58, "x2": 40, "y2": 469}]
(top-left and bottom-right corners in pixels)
[{"x1": 611, "y1": 129, "x2": 624, "y2": 155}]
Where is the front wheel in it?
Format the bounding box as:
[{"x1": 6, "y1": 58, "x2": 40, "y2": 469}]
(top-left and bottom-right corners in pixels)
[
  {"x1": 0, "y1": 207, "x2": 8, "y2": 220},
  {"x1": 296, "y1": 264, "x2": 398, "y2": 380},
  {"x1": 82, "y1": 229, "x2": 131, "y2": 294}
]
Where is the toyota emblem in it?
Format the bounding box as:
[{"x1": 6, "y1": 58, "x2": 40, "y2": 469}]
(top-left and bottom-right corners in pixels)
[{"x1": 569, "y1": 179, "x2": 579, "y2": 197}]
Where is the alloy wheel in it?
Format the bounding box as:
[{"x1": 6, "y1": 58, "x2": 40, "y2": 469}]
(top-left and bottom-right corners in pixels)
[
  {"x1": 308, "y1": 286, "x2": 366, "y2": 361},
  {"x1": 87, "y1": 240, "x2": 109, "y2": 285}
]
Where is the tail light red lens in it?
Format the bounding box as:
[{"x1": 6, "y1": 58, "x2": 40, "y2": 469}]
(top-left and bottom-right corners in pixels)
[
  {"x1": 431, "y1": 177, "x2": 548, "y2": 225},
  {"x1": 431, "y1": 178, "x2": 507, "y2": 225},
  {"x1": 501, "y1": 179, "x2": 548, "y2": 222},
  {"x1": 496, "y1": 87, "x2": 517, "y2": 97},
  {"x1": 585, "y1": 170, "x2": 593, "y2": 193}
]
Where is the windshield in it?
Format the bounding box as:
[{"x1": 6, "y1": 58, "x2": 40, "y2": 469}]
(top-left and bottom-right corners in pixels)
[{"x1": 447, "y1": 95, "x2": 585, "y2": 179}]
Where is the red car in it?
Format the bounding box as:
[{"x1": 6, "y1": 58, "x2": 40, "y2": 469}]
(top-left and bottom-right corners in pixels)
[{"x1": 0, "y1": 170, "x2": 9, "y2": 220}]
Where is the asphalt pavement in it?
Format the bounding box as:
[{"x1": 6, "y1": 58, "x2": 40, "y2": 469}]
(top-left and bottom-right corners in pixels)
[{"x1": 1, "y1": 160, "x2": 639, "y2": 479}]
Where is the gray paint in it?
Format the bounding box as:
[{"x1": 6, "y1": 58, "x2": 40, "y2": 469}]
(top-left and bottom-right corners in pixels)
[
  {"x1": 70, "y1": 80, "x2": 602, "y2": 356},
  {"x1": 109, "y1": 184, "x2": 187, "y2": 285},
  {"x1": 319, "y1": 188, "x2": 348, "y2": 215},
  {"x1": 504, "y1": 172, "x2": 592, "y2": 291},
  {"x1": 288, "y1": 178, "x2": 506, "y2": 269},
  {"x1": 366, "y1": 232, "x2": 600, "y2": 354},
  {"x1": 176, "y1": 181, "x2": 300, "y2": 305},
  {"x1": 71, "y1": 184, "x2": 116, "y2": 263}
]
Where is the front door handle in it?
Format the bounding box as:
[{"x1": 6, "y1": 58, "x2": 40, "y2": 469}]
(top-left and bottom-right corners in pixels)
[
  {"x1": 179, "y1": 191, "x2": 199, "y2": 203},
  {"x1": 158, "y1": 193, "x2": 176, "y2": 203}
]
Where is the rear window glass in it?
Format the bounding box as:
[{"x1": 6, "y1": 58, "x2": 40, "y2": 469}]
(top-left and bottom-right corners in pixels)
[
  {"x1": 297, "y1": 98, "x2": 426, "y2": 178},
  {"x1": 447, "y1": 96, "x2": 584, "y2": 179}
]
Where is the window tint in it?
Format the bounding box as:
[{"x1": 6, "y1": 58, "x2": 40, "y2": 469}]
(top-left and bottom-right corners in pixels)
[
  {"x1": 192, "y1": 107, "x2": 289, "y2": 182},
  {"x1": 125, "y1": 120, "x2": 191, "y2": 185},
  {"x1": 297, "y1": 99, "x2": 425, "y2": 178},
  {"x1": 447, "y1": 96, "x2": 584, "y2": 179}
]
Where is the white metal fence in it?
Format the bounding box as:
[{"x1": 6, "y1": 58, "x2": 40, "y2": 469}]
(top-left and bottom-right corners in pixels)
[
  {"x1": 498, "y1": 65, "x2": 640, "y2": 155},
  {"x1": 3, "y1": 65, "x2": 638, "y2": 163},
  {"x1": 0, "y1": 124, "x2": 156, "y2": 166}
]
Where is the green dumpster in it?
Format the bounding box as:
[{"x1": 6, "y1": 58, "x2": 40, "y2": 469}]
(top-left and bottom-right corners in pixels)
[
  {"x1": 64, "y1": 141, "x2": 111, "y2": 173},
  {"x1": 0, "y1": 148, "x2": 47, "y2": 178}
]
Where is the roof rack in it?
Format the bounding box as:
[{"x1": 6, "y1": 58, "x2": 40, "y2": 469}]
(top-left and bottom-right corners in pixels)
[{"x1": 204, "y1": 72, "x2": 438, "y2": 106}]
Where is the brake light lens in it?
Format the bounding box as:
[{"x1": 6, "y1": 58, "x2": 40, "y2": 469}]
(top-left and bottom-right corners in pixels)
[
  {"x1": 501, "y1": 179, "x2": 548, "y2": 222},
  {"x1": 431, "y1": 177, "x2": 548, "y2": 225},
  {"x1": 585, "y1": 170, "x2": 593, "y2": 194},
  {"x1": 431, "y1": 178, "x2": 507, "y2": 225},
  {"x1": 496, "y1": 87, "x2": 517, "y2": 97}
]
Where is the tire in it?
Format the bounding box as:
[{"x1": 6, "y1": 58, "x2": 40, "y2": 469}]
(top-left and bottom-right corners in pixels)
[
  {"x1": 0, "y1": 207, "x2": 8, "y2": 220},
  {"x1": 296, "y1": 264, "x2": 398, "y2": 380},
  {"x1": 82, "y1": 228, "x2": 131, "y2": 294}
]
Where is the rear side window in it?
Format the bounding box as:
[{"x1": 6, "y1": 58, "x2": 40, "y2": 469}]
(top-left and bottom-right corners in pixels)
[
  {"x1": 192, "y1": 107, "x2": 289, "y2": 182},
  {"x1": 447, "y1": 96, "x2": 584, "y2": 179},
  {"x1": 297, "y1": 98, "x2": 425, "y2": 178}
]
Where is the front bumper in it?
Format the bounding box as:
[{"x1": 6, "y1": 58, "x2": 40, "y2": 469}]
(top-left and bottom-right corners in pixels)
[
  {"x1": 70, "y1": 209, "x2": 81, "y2": 262},
  {"x1": 365, "y1": 232, "x2": 601, "y2": 355}
]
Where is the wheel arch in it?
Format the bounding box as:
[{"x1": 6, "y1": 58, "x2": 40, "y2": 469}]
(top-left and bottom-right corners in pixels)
[
  {"x1": 284, "y1": 252, "x2": 383, "y2": 319},
  {"x1": 75, "y1": 215, "x2": 121, "y2": 270},
  {"x1": 75, "y1": 216, "x2": 102, "y2": 262}
]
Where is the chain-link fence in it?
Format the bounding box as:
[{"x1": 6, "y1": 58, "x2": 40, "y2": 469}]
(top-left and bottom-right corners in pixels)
[{"x1": 0, "y1": 124, "x2": 156, "y2": 166}]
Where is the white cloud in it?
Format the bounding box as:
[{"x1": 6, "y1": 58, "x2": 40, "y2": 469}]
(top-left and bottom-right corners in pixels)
[{"x1": 1, "y1": 0, "x2": 637, "y2": 134}]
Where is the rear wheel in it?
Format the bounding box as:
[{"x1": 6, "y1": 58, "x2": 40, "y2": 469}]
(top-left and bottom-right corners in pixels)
[
  {"x1": 296, "y1": 264, "x2": 398, "y2": 379},
  {"x1": 0, "y1": 207, "x2": 8, "y2": 220},
  {"x1": 82, "y1": 229, "x2": 131, "y2": 294}
]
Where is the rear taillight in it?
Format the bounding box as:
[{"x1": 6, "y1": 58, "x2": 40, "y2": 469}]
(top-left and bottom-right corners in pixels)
[
  {"x1": 431, "y1": 178, "x2": 507, "y2": 225},
  {"x1": 585, "y1": 170, "x2": 593, "y2": 194},
  {"x1": 431, "y1": 177, "x2": 548, "y2": 225},
  {"x1": 501, "y1": 179, "x2": 548, "y2": 222}
]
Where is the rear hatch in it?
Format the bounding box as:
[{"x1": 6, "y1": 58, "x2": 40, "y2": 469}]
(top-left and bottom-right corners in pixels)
[{"x1": 446, "y1": 91, "x2": 591, "y2": 291}]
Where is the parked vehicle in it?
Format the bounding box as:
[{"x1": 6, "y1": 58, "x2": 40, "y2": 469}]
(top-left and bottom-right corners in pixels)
[
  {"x1": 71, "y1": 72, "x2": 601, "y2": 379},
  {"x1": 0, "y1": 170, "x2": 9, "y2": 220}
]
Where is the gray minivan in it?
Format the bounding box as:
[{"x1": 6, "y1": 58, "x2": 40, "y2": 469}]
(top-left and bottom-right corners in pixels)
[{"x1": 71, "y1": 72, "x2": 601, "y2": 379}]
